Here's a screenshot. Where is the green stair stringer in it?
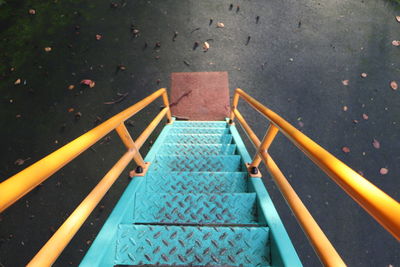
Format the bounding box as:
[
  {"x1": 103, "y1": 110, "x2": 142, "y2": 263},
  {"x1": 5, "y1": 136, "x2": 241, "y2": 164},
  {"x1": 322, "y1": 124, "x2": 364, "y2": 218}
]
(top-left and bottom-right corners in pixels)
[
  {"x1": 228, "y1": 121, "x2": 302, "y2": 267},
  {"x1": 80, "y1": 118, "x2": 302, "y2": 267}
]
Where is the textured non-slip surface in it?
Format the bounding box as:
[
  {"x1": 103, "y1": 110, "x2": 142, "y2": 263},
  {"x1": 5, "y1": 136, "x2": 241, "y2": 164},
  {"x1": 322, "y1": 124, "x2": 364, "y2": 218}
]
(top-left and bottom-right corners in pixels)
[
  {"x1": 164, "y1": 134, "x2": 233, "y2": 145},
  {"x1": 115, "y1": 224, "x2": 270, "y2": 266},
  {"x1": 133, "y1": 193, "x2": 258, "y2": 224},
  {"x1": 145, "y1": 172, "x2": 248, "y2": 193},
  {"x1": 159, "y1": 144, "x2": 237, "y2": 156}
]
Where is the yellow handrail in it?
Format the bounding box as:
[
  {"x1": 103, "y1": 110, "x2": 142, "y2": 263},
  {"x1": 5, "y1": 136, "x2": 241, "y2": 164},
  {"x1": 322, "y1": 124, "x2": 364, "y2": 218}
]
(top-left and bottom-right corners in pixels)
[
  {"x1": 0, "y1": 88, "x2": 172, "y2": 266},
  {"x1": 229, "y1": 88, "x2": 400, "y2": 266}
]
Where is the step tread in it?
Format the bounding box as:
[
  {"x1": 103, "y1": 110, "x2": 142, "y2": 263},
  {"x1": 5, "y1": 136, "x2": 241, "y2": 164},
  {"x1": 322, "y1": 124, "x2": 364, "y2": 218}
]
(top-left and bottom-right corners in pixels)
[
  {"x1": 164, "y1": 134, "x2": 232, "y2": 145},
  {"x1": 158, "y1": 144, "x2": 237, "y2": 156},
  {"x1": 172, "y1": 121, "x2": 227, "y2": 128},
  {"x1": 115, "y1": 224, "x2": 270, "y2": 266},
  {"x1": 151, "y1": 155, "x2": 242, "y2": 172},
  {"x1": 133, "y1": 193, "x2": 257, "y2": 224},
  {"x1": 168, "y1": 128, "x2": 229, "y2": 134},
  {"x1": 145, "y1": 171, "x2": 248, "y2": 193}
]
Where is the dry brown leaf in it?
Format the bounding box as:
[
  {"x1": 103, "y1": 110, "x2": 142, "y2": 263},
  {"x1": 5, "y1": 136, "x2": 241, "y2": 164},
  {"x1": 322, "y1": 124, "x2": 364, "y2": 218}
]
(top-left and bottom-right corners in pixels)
[
  {"x1": 362, "y1": 113, "x2": 369, "y2": 120},
  {"x1": 360, "y1": 73, "x2": 367, "y2": 78},
  {"x1": 396, "y1": 16, "x2": 400, "y2": 22},
  {"x1": 343, "y1": 106, "x2": 348, "y2": 111},
  {"x1": 95, "y1": 34, "x2": 102, "y2": 40},
  {"x1": 14, "y1": 78, "x2": 21, "y2": 85},
  {"x1": 68, "y1": 108, "x2": 74, "y2": 113},
  {"x1": 44, "y1": 47, "x2": 52, "y2": 52},
  {"x1": 203, "y1": 41, "x2": 210, "y2": 51},
  {"x1": 68, "y1": 85, "x2": 75, "y2": 90},
  {"x1": 342, "y1": 146, "x2": 350, "y2": 153},
  {"x1": 380, "y1": 168, "x2": 388, "y2": 175},
  {"x1": 342, "y1": 80, "x2": 349, "y2": 86},
  {"x1": 390, "y1": 81, "x2": 398, "y2": 90},
  {"x1": 392, "y1": 40, "x2": 400, "y2": 46},
  {"x1": 28, "y1": 9, "x2": 36, "y2": 15},
  {"x1": 217, "y1": 22, "x2": 225, "y2": 28},
  {"x1": 14, "y1": 157, "x2": 30, "y2": 166},
  {"x1": 372, "y1": 139, "x2": 380, "y2": 149}
]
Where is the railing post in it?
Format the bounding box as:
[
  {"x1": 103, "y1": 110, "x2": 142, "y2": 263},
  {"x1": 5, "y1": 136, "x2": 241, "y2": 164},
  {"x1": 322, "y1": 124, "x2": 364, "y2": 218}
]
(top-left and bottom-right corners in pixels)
[
  {"x1": 162, "y1": 89, "x2": 173, "y2": 124},
  {"x1": 248, "y1": 124, "x2": 279, "y2": 176},
  {"x1": 115, "y1": 123, "x2": 150, "y2": 176},
  {"x1": 229, "y1": 90, "x2": 240, "y2": 124}
]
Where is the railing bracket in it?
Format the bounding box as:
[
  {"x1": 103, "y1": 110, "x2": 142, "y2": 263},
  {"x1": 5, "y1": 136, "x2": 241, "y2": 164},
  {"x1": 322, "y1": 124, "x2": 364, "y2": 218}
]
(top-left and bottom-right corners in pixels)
[
  {"x1": 131, "y1": 162, "x2": 151, "y2": 177},
  {"x1": 246, "y1": 163, "x2": 262, "y2": 178}
]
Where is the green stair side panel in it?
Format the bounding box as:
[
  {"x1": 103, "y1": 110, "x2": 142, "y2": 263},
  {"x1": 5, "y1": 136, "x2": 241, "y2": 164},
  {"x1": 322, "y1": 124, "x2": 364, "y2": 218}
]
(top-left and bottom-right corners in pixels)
[
  {"x1": 165, "y1": 134, "x2": 232, "y2": 144},
  {"x1": 151, "y1": 155, "x2": 242, "y2": 172},
  {"x1": 159, "y1": 144, "x2": 237, "y2": 156},
  {"x1": 168, "y1": 127, "x2": 229, "y2": 134},
  {"x1": 172, "y1": 121, "x2": 228, "y2": 128},
  {"x1": 115, "y1": 224, "x2": 270, "y2": 266},
  {"x1": 133, "y1": 193, "x2": 258, "y2": 224},
  {"x1": 228, "y1": 122, "x2": 302, "y2": 267},
  {"x1": 145, "y1": 171, "x2": 248, "y2": 193}
]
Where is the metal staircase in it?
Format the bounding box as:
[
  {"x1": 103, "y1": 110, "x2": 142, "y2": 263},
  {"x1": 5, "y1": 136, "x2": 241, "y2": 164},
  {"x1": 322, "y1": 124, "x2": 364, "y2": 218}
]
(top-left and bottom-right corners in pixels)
[{"x1": 80, "y1": 120, "x2": 300, "y2": 266}]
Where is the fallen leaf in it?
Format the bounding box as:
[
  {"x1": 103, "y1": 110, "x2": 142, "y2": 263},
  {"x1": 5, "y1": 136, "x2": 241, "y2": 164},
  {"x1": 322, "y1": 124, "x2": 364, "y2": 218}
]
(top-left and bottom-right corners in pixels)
[
  {"x1": 44, "y1": 47, "x2": 52, "y2": 52},
  {"x1": 372, "y1": 139, "x2": 380, "y2": 149},
  {"x1": 343, "y1": 106, "x2": 348, "y2": 111},
  {"x1": 380, "y1": 168, "x2": 388, "y2": 175},
  {"x1": 28, "y1": 9, "x2": 36, "y2": 15},
  {"x1": 342, "y1": 80, "x2": 349, "y2": 86},
  {"x1": 396, "y1": 16, "x2": 400, "y2": 22},
  {"x1": 68, "y1": 85, "x2": 75, "y2": 90},
  {"x1": 117, "y1": 64, "x2": 126, "y2": 71},
  {"x1": 14, "y1": 157, "x2": 30, "y2": 166},
  {"x1": 203, "y1": 41, "x2": 210, "y2": 51},
  {"x1": 298, "y1": 121, "x2": 304, "y2": 127},
  {"x1": 75, "y1": 112, "x2": 82, "y2": 119},
  {"x1": 68, "y1": 108, "x2": 74, "y2": 113},
  {"x1": 16, "y1": 114, "x2": 22, "y2": 118},
  {"x1": 342, "y1": 146, "x2": 350, "y2": 153},
  {"x1": 392, "y1": 40, "x2": 400, "y2": 46},
  {"x1": 95, "y1": 34, "x2": 102, "y2": 40},
  {"x1": 353, "y1": 119, "x2": 359, "y2": 124},
  {"x1": 14, "y1": 78, "x2": 21, "y2": 85},
  {"x1": 390, "y1": 81, "x2": 398, "y2": 90},
  {"x1": 357, "y1": 170, "x2": 364, "y2": 176},
  {"x1": 362, "y1": 113, "x2": 368, "y2": 120},
  {"x1": 80, "y1": 79, "x2": 95, "y2": 88},
  {"x1": 216, "y1": 22, "x2": 225, "y2": 28},
  {"x1": 360, "y1": 73, "x2": 367, "y2": 78}
]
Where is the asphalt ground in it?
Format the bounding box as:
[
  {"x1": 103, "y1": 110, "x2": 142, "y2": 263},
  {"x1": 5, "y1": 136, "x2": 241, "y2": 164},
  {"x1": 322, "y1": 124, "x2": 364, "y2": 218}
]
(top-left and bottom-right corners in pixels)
[{"x1": 0, "y1": 0, "x2": 399, "y2": 266}]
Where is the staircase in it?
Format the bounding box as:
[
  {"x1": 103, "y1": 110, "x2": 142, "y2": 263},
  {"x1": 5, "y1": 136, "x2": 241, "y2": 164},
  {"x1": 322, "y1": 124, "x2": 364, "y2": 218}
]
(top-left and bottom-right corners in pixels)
[{"x1": 80, "y1": 120, "x2": 301, "y2": 266}]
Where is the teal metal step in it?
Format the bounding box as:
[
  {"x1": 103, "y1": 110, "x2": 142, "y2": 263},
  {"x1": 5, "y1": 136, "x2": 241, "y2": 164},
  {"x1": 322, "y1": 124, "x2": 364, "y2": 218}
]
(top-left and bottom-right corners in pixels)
[
  {"x1": 164, "y1": 134, "x2": 232, "y2": 144},
  {"x1": 145, "y1": 171, "x2": 248, "y2": 193},
  {"x1": 172, "y1": 121, "x2": 227, "y2": 128},
  {"x1": 159, "y1": 144, "x2": 237, "y2": 156},
  {"x1": 168, "y1": 127, "x2": 229, "y2": 134},
  {"x1": 115, "y1": 224, "x2": 270, "y2": 266},
  {"x1": 151, "y1": 155, "x2": 242, "y2": 172},
  {"x1": 133, "y1": 193, "x2": 258, "y2": 224}
]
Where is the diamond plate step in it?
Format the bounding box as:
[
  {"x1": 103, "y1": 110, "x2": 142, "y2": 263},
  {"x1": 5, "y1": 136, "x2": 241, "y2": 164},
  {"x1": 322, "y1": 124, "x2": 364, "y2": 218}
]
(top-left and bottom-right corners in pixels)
[
  {"x1": 145, "y1": 172, "x2": 248, "y2": 193},
  {"x1": 115, "y1": 224, "x2": 270, "y2": 266},
  {"x1": 151, "y1": 155, "x2": 242, "y2": 172},
  {"x1": 168, "y1": 127, "x2": 229, "y2": 135},
  {"x1": 158, "y1": 144, "x2": 237, "y2": 156},
  {"x1": 133, "y1": 193, "x2": 257, "y2": 224},
  {"x1": 172, "y1": 121, "x2": 227, "y2": 128},
  {"x1": 164, "y1": 134, "x2": 232, "y2": 145}
]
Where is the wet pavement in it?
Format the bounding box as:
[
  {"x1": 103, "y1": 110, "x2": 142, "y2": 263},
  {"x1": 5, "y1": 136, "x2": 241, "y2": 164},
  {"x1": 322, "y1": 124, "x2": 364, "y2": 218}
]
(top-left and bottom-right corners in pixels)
[{"x1": 0, "y1": 0, "x2": 399, "y2": 266}]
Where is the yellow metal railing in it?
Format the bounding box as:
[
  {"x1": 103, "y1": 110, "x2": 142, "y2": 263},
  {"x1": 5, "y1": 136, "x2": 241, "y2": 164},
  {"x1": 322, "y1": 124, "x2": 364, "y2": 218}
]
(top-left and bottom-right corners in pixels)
[
  {"x1": 0, "y1": 88, "x2": 172, "y2": 266},
  {"x1": 229, "y1": 88, "x2": 400, "y2": 267}
]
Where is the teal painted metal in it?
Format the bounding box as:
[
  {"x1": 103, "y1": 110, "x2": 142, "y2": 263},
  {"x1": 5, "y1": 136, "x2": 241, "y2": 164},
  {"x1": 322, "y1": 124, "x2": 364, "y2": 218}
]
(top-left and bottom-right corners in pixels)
[
  {"x1": 80, "y1": 119, "x2": 302, "y2": 267},
  {"x1": 152, "y1": 155, "x2": 242, "y2": 172},
  {"x1": 145, "y1": 171, "x2": 248, "y2": 193},
  {"x1": 133, "y1": 193, "x2": 258, "y2": 224},
  {"x1": 159, "y1": 144, "x2": 237, "y2": 156},
  {"x1": 115, "y1": 224, "x2": 270, "y2": 266},
  {"x1": 165, "y1": 133, "x2": 233, "y2": 144}
]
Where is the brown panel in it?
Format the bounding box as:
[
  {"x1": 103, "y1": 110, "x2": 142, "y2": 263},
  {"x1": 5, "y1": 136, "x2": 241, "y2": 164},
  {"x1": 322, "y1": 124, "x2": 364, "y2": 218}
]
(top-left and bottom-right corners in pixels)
[{"x1": 170, "y1": 72, "x2": 230, "y2": 121}]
